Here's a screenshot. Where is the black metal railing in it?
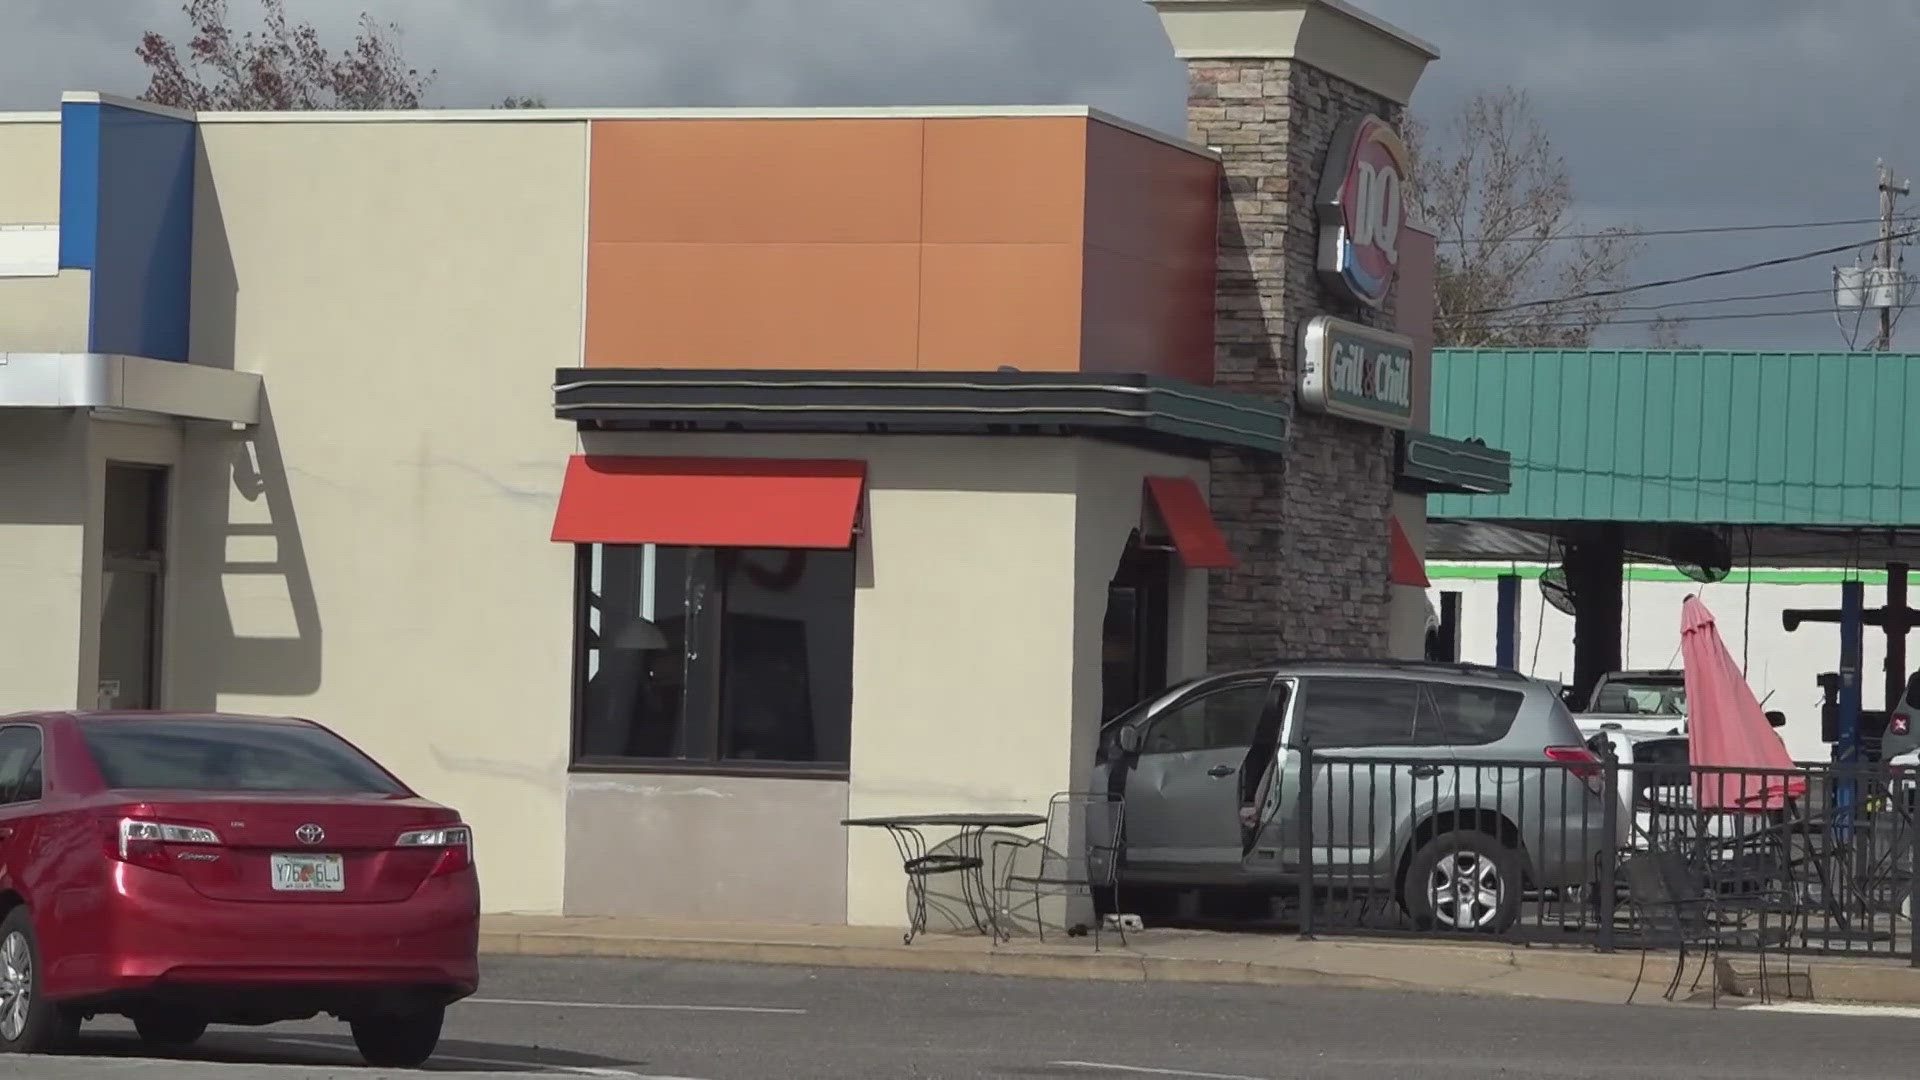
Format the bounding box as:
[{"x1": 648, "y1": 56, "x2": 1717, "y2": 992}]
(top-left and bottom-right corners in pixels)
[{"x1": 1266, "y1": 748, "x2": 1919, "y2": 963}]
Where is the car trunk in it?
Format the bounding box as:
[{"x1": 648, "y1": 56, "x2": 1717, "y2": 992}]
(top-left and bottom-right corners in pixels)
[{"x1": 111, "y1": 792, "x2": 461, "y2": 903}]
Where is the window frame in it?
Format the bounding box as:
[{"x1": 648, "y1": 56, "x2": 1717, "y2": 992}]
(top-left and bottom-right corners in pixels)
[
  {"x1": 1291, "y1": 675, "x2": 1450, "y2": 750},
  {"x1": 0, "y1": 724, "x2": 45, "y2": 806},
  {"x1": 567, "y1": 543, "x2": 856, "y2": 781},
  {"x1": 1137, "y1": 676, "x2": 1275, "y2": 757}
]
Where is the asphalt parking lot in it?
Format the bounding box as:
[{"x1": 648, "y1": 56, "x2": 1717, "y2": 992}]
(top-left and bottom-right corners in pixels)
[{"x1": 16, "y1": 954, "x2": 1920, "y2": 1078}]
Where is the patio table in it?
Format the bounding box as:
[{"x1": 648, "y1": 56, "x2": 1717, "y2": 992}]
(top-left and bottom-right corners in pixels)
[{"x1": 842, "y1": 813, "x2": 1046, "y2": 944}]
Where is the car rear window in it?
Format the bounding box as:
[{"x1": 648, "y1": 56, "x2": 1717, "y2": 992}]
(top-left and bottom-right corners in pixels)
[
  {"x1": 80, "y1": 720, "x2": 407, "y2": 795},
  {"x1": 1425, "y1": 683, "x2": 1525, "y2": 746}
]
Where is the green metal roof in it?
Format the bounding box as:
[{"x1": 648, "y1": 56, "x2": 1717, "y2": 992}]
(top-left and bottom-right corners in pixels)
[{"x1": 1428, "y1": 349, "x2": 1920, "y2": 525}]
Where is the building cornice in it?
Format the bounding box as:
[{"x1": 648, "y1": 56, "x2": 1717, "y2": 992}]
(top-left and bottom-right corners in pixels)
[{"x1": 1147, "y1": 0, "x2": 1437, "y2": 105}]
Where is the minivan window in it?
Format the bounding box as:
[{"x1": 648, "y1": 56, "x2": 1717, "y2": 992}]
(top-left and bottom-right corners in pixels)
[
  {"x1": 80, "y1": 720, "x2": 407, "y2": 795},
  {"x1": 1426, "y1": 683, "x2": 1525, "y2": 746},
  {"x1": 0, "y1": 727, "x2": 41, "y2": 804},
  {"x1": 1296, "y1": 678, "x2": 1437, "y2": 748},
  {"x1": 1140, "y1": 682, "x2": 1269, "y2": 755}
]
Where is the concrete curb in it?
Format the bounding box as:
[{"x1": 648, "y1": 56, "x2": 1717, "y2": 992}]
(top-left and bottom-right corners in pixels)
[
  {"x1": 480, "y1": 927, "x2": 1920, "y2": 1006},
  {"x1": 480, "y1": 930, "x2": 1561, "y2": 998}
]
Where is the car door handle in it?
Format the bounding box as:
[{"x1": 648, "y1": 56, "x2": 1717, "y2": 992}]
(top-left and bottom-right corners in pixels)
[
  {"x1": 1207, "y1": 765, "x2": 1236, "y2": 778},
  {"x1": 0, "y1": 828, "x2": 15, "y2": 841},
  {"x1": 1409, "y1": 765, "x2": 1443, "y2": 779}
]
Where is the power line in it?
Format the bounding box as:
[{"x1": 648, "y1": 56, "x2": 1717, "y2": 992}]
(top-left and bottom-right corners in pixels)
[
  {"x1": 1433, "y1": 215, "x2": 1892, "y2": 246},
  {"x1": 1472, "y1": 307, "x2": 1839, "y2": 330},
  {"x1": 1606, "y1": 285, "x2": 1858, "y2": 314},
  {"x1": 1452, "y1": 227, "x2": 1920, "y2": 318}
]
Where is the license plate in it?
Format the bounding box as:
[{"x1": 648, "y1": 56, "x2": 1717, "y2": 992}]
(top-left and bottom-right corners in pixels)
[{"x1": 270, "y1": 853, "x2": 345, "y2": 892}]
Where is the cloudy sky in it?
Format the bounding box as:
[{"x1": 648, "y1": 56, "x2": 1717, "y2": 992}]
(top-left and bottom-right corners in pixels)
[{"x1": 4, "y1": 0, "x2": 1917, "y2": 350}]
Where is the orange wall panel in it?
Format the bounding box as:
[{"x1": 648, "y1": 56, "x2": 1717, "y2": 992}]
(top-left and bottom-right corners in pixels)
[
  {"x1": 591, "y1": 119, "x2": 923, "y2": 244},
  {"x1": 587, "y1": 242, "x2": 920, "y2": 368},
  {"x1": 918, "y1": 243, "x2": 1083, "y2": 372},
  {"x1": 921, "y1": 117, "x2": 1087, "y2": 245},
  {"x1": 582, "y1": 114, "x2": 1220, "y2": 380}
]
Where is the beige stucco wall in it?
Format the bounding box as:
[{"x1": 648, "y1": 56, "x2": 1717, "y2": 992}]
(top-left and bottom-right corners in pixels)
[
  {"x1": 563, "y1": 773, "x2": 850, "y2": 923},
  {"x1": 0, "y1": 410, "x2": 88, "y2": 714},
  {"x1": 169, "y1": 118, "x2": 589, "y2": 913},
  {"x1": 0, "y1": 118, "x2": 89, "y2": 350},
  {"x1": 567, "y1": 431, "x2": 1211, "y2": 927}
]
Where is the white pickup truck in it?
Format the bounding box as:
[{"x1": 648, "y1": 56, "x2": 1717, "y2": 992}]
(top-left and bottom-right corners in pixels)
[{"x1": 1571, "y1": 670, "x2": 1781, "y2": 850}]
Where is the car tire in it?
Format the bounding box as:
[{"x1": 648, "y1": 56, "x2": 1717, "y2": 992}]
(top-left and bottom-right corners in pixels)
[
  {"x1": 1403, "y1": 830, "x2": 1522, "y2": 933},
  {"x1": 133, "y1": 1010, "x2": 208, "y2": 1047},
  {"x1": 0, "y1": 907, "x2": 79, "y2": 1054},
  {"x1": 351, "y1": 1004, "x2": 444, "y2": 1068}
]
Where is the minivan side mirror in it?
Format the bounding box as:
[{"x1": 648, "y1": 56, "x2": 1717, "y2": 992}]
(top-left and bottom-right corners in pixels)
[
  {"x1": 1117, "y1": 726, "x2": 1142, "y2": 755},
  {"x1": 1766, "y1": 710, "x2": 1787, "y2": 728},
  {"x1": 1906, "y1": 672, "x2": 1920, "y2": 710}
]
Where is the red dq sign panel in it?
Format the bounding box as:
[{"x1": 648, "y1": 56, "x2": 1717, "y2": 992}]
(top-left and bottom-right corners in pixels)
[{"x1": 1316, "y1": 114, "x2": 1412, "y2": 308}]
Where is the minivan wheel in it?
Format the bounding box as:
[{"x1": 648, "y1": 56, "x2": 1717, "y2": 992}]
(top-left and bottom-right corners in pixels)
[
  {"x1": 0, "y1": 908, "x2": 79, "y2": 1054},
  {"x1": 351, "y1": 1004, "x2": 444, "y2": 1068},
  {"x1": 133, "y1": 1009, "x2": 208, "y2": 1047},
  {"x1": 1404, "y1": 831, "x2": 1522, "y2": 933}
]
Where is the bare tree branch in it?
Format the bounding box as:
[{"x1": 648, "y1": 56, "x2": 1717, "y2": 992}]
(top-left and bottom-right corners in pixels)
[
  {"x1": 1408, "y1": 87, "x2": 1643, "y2": 348},
  {"x1": 138, "y1": 0, "x2": 437, "y2": 110}
]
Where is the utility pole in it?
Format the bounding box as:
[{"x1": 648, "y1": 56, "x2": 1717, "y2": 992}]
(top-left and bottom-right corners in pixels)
[{"x1": 1875, "y1": 159, "x2": 1910, "y2": 351}]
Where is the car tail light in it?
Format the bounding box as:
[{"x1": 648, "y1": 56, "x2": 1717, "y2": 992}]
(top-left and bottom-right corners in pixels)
[
  {"x1": 1545, "y1": 746, "x2": 1605, "y2": 795},
  {"x1": 110, "y1": 818, "x2": 221, "y2": 874},
  {"x1": 398, "y1": 825, "x2": 473, "y2": 877},
  {"x1": 1893, "y1": 714, "x2": 1911, "y2": 737}
]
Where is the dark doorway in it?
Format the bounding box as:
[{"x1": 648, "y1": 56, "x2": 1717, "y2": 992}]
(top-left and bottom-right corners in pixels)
[
  {"x1": 1102, "y1": 531, "x2": 1172, "y2": 722},
  {"x1": 100, "y1": 463, "x2": 169, "y2": 710}
]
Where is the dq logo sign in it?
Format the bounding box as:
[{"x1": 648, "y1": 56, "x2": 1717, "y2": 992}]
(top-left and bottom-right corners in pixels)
[{"x1": 1315, "y1": 115, "x2": 1411, "y2": 308}]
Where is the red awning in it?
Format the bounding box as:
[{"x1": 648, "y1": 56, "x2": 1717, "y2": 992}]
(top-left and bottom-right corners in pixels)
[
  {"x1": 1144, "y1": 476, "x2": 1236, "y2": 570},
  {"x1": 1389, "y1": 515, "x2": 1429, "y2": 588},
  {"x1": 550, "y1": 456, "x2": 866, "y2": 548}
]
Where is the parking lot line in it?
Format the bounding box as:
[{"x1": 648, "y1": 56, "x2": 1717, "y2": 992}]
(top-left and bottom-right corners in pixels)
[
  {"x1": 467, "y1": 996, "x2": 805, "y2": 1015},
  {"x1": 1745, "y1": 1002, "x2": 1920, "y2": 1020},
  {"x1": 1050, "y1": 1062, "x2": 1268, "y2": 1080},
  {"x1": 267, "y1": 1036, "x2": 664, "y2": 1077}
]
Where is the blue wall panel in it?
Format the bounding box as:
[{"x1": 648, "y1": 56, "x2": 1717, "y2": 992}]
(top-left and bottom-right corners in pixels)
[
  {"x1": 57, "y1": 101, "x2": 100, "y2": 270},
  {"x1": 57, "y1": 99, "x2": 197, "y2": 362}
]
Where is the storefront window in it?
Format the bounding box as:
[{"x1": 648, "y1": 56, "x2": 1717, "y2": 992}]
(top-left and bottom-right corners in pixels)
[{"x1": 572, "y1": 544, "x2": 855, "y2": 773}]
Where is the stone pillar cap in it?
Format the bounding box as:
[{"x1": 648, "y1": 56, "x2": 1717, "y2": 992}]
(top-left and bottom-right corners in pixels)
[{"x1": 1146, "y1": 0, "x2": 1437, "y2": 105}]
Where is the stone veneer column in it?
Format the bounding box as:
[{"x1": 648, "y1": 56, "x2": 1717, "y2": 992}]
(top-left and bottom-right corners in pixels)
[{"x1": 1148, "y1": 0, "x2": 1437, "y2": 665}]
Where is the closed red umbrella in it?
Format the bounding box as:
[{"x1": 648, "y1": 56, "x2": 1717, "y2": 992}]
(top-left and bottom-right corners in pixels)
[{"x1": 1681, "y1": 595, "x2": 1806, "y2": 810}]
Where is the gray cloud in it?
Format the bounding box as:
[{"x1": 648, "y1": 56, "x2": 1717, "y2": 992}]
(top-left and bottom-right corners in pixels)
[{"x1": 3, "y1": 0, "x2": 1914, "y2": 348}]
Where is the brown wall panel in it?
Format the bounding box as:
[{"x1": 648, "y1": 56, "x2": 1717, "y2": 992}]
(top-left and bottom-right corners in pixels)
[
  {"x1": 1081, "y1": 247, "x2": 1214, "y2": 385},
  {"x1": 917, "y1": 243, "x2": 1083, "y2": 371},
  {"x1": 587, "y1": 242, "x2": 920, "y2": 368},
  {"x1": 591, "y1": 118, "x2": 923, "y2": 244},
  {"x1": 1081, "y1": 120, "x2": 1218, "y2": 383},
  {"x1": 922, "y1": 117, "x2": 1087, "y2": 245}
]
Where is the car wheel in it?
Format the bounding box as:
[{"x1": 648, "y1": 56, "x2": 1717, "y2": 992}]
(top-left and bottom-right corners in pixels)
[
  {"x1": 0, "y1": 908, "x2": 78, "y2": 1054},
  {"x1": 133, "y1": 1010, "x2": 208, "y2": 1047},
  {"x1": 1404, "y1": 831, "x2": 1522, "y2": 933},
  {"x1": 351, "y1": 1004, "x2": 444, "y2": 1068}
]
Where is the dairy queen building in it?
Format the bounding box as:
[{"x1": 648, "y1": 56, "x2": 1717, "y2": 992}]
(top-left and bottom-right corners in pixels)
[{"x1": 0, "y1": 0, "x2": 1507, "y2": 925}]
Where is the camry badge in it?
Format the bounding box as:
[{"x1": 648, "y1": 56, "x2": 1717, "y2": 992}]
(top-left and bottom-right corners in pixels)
[{"x1": 295, "y1": 823, "x2": 325, "y2": 845}]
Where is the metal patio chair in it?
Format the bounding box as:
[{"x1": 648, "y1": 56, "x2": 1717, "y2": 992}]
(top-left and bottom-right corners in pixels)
[
  {"x1": 993, "y1": 792, "x2": 1126, "y2": 950},
  {"x1": 1622, "y1": 841, "x2": 1799, "y2": 1007}
]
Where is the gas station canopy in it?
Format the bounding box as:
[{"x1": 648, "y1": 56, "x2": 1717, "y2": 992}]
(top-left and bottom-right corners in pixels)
[{"x1": 1425, "y1": 349, "x2": 1920, "y2": 567}]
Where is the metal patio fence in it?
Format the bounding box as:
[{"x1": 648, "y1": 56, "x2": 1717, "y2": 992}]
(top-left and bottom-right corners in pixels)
[{"x1": 1258, "y1": 749, "x2": 1919, "y2": 963}]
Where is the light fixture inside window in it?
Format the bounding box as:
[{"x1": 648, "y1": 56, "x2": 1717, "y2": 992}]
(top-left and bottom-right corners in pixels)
[{"x1": 607, "y1": 617, "x2": 667, "y2": 651}]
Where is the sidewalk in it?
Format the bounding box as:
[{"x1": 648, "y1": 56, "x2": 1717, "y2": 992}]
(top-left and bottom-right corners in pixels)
[{"x1": 479, "y1": 914, "x2": 1920, "y2": 1007}]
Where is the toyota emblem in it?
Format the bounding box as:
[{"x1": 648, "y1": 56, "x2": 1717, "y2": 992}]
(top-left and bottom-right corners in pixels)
[{"x1": 295, "y1": 823, "x2": 325, "y2": 845}]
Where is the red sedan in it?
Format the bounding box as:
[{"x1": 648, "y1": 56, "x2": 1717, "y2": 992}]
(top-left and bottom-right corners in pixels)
[{"x1": 0, "y1": 711, "x2": 479, "y2": 1067}]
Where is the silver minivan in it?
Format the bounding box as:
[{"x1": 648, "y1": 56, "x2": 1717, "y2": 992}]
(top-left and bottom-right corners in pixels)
[{"x1": 1094, "y1": 661, "x2": 1609, "y2": 932}]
